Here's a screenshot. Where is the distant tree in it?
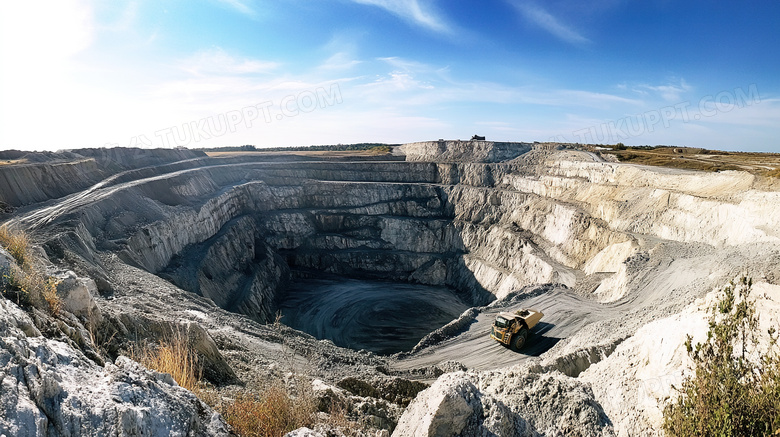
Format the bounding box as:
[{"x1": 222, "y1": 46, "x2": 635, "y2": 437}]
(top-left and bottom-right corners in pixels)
[
  {"x1": 663, "y1": 277, "x2": 780, "y2": 437},
  {"x1": 614, "y1": 142, "x2": 627, "y2": 150}
]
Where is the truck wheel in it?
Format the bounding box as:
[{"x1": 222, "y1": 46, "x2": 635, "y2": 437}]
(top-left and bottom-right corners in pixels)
[{"x1": 512, "y1": 328, "x2": 529, "y2": 350}]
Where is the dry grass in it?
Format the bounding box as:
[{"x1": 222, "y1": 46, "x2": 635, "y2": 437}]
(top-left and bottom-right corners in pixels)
[
  {"x1": 762, "y1": 168, "x2": 780, "y2": 178},
  {"x1": 37, "y1": 275, "x2": 62, "y2": 316},
  {"x1": 0, "y1": 224, "x2": 62, "y2": 315},
  {"x1": 608, "y1": 149, "x2": 740, "y2": 172},
  {"x1": 603, "y1": 146, "x2": 780, "y2": 177},
  {"x1": 216, "y1": 386, "x2": 315, "y2": 437},
  {"x1": 133, "y1": 331, "x2": 316, "y2": 436},
  {"x1": 131, "y1": 329, "x2": 202, "y2": 393},
  {"x1": 0, "y1": 159, "x2": 26, "y2": 166},
  {"x1": 0, "y1": 223, "x2": 31, "y2": 267}
]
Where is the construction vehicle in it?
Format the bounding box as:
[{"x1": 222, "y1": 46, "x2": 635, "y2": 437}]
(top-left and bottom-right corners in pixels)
[{"x1": 490, "y1": 308, "x2": 543, "y2": 350}]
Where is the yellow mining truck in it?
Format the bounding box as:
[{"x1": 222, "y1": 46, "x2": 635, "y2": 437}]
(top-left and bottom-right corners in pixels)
[{"x1": 490, "y1": 308, "x2": 543, "y2": 350}]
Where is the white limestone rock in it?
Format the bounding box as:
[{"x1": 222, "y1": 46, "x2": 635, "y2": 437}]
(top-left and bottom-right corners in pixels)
[
  {"x1": 393, "y1": 368, "x2": 614, "y2": 437},
  {"x1": 0, "y1": 297, "x2": 230, "y2": 437}
]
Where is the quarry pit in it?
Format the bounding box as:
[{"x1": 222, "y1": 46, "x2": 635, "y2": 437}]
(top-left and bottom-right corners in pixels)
[{"x1": 2, "y1": 140, "x2": 780, "y2": 436}]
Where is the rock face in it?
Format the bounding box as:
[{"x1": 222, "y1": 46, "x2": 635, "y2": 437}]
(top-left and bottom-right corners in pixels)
[
  {"x1": 0, "y1": 294, "x2": 229, "y2": 436},
  {"x1": 399, "y1": 140, "x2": 532, "y2": 163},
  {"x1": 16, "y1": 151, "x2": 626, "y2": 320},
  {"x1": 13, "y1": 143, "x2": 780, "y2": 321},
  {"x1": 0, "y1": 159, "x2": 103, "y2": 208},
  {"x1": 163, "y1": 216, "x2": 289, "y2": 322},
  {"x1": 0, "y1": 147, "x2": 204, "y2": 208}
]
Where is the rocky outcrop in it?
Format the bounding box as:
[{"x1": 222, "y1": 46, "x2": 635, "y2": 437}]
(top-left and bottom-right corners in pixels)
[
  {"x1": 0, "y1": 295, "x2": 229, "y2": 436},
  {"x1": 400, "y1": 140, "x2": 532, "y2": 163},
  {"x1": 52, "y1": 270, "x2": 101, "y2": 323},
  {"x1": 393, "y1": 369, "x2": 613, "y2": 436},
  {"x1": 71, "y1": 147, "x2": 205, "y2": 173}
]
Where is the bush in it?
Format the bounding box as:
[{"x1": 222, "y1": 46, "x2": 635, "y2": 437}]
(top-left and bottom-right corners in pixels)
[
  {"x1": 368, "y1": 145, "x2": 391, "y2": 154},
  {"x1": 0, "y1": 224, "x2": 61, "y2": 315},
  {"x1": 131, "y1": 329, "x2": 202, "y2": 392},
  {"x1": 663, "y1": 277, "x2": 780, "y2": 436},
  {"x1": 134, "y1": 331, "x2": 315, "y2": 436},
  {"x1": 217, "y1": 385, "x2": 315, "y2": 437},
  {"x1": 0, "y1": 223, "x2": 30, "y2": 267}
]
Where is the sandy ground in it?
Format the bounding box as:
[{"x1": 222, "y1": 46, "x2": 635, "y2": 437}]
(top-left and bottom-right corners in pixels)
[{"x1": 393, "y1": 286, "x2": 612, "y2": 372}]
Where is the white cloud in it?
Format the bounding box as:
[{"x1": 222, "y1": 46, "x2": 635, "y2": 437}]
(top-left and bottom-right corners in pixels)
[
  {"x1": 508, "y1": 1, "x2": 590, "y2": 45},
  {"x1": 181, "y1": 48, "x2": 280, "y2": 75},
  {"x1": 319, "y1": 52, "x2": 363, "y2": 71},
  {"x1": 633, "y1": 79, "x2": 692, "y2": 102},
  {"x1": 356, "y1": 65, "x2": 638, "y2": 109},
  {"x1": 693, "y1": 97, "x2": 780, "y2": 128},
  {"x1": 349, "y1": 0, "x2": 451, "y2": 34},
  {"x1": 215, "y1": 0, "x2": 256, "y2": 17},
  {"x1": 378, "y1": 56, "x2": 443, "y2": 73}
]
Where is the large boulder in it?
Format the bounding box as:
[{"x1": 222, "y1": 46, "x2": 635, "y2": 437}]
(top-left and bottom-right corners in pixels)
[
  {"x1": 53, "y1": 270, "x2": 102, "y2": 323},
  {"x1": 393, "y1": 371, "x2": 483, "y2": 436},
  {"x1": 393, "y1": 368, "x2": 613, "y2": 437}
]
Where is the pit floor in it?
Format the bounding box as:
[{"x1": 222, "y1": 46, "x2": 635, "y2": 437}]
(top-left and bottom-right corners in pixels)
[{"x1": 279, "y1": 278, "x2": 469, "y2": 355}]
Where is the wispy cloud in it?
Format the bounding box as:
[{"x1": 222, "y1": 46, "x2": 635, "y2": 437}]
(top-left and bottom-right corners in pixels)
[
  {"x1": 631, "y1": 79, "x2": 692, "y2": 102},
  {"x1": 356, "y1": 57, "x2": 639, "y2": 110},
  {"x1": 378, "y1": 56, "x2": 444, "y2": 73},
  {"x1": 317, "y1": 33, "x2": 364, "y2": 71},
  {"x1": 508, "y1": 1, "x2": 590, "y2": 45},
  {"x1": 349, "y1": 0, "x2": 450, "y2": 34},
  {"x1": 214, "y1": 0, "x2": 256, "y2": 17},
  {"x1": 319, "y1": 52, "x2": 363, "y2": 71},
  {"x1": 181, "y1": 48, "x2": 279, "y2": 75}
]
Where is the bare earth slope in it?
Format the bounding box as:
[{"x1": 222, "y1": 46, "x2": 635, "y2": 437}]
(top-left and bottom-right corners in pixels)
[{"x1": 2, "y1": 142, "x2": 780, "y2": 436}]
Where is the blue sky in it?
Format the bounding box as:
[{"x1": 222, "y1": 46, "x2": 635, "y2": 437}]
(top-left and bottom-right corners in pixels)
[{"x1": 1, "y1": 1, "x2": 778, "y2": 152}]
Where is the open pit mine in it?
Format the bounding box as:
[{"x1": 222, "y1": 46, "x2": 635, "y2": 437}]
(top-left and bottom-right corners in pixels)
[{"x1": 1, "y1": 141, "x2": 780, "y2": 436}]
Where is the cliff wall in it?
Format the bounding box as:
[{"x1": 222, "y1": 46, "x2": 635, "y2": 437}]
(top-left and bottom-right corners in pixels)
[{"x1": 399, "y1": 140, "x2": 532, "y2": 162}]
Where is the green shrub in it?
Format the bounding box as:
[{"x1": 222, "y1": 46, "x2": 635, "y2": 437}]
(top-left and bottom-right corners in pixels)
[{"x1": 663, "y1": 277, "x2": 780, "y2": 436}]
